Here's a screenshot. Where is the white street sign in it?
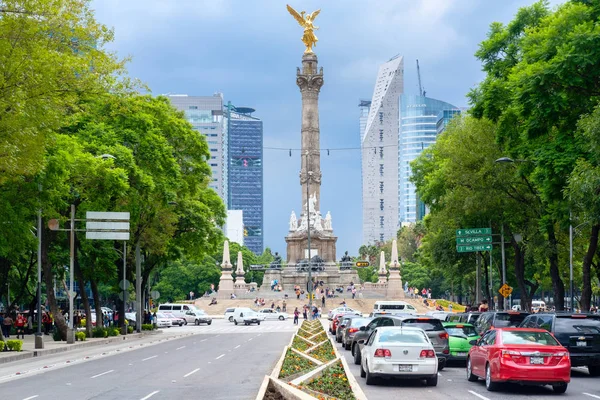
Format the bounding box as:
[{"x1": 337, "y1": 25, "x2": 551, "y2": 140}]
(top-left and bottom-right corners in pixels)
[
  {"x1": 86, "y1": 231, "x2": 130, "y2": 240},
  {"x1": 86, "y1": 221, "x2": 130, "y2": 231},
  {"x1": 86, "y1": 211, "x2": 130, "y2": 221}
]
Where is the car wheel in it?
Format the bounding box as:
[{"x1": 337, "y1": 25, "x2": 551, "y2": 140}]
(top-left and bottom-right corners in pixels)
[
  {"x1": 336, "y1": 335, "x2": 341, "y2": 343},
  {"x1": 552, "y1": 383, "x2": 568, "y2": 394},
  {"x1": 229, "y1": 316, "x2": 233, "y2": 322},
  {"x1": 195, "y1": 319, "x2": 199, "y2": 326},
  {"x1": 365, "y1": 362, "x2": 376, "y2": 385},
  {"x1": 234, "y1": 320, "x2": 238, "y2": 325},
  {"x1": 345, "y1": 342, "x2": 351, "y2": 351},
  {"x1": 279, "y1": 316, "x2": 285, "y2": 321},
  {"x1": 360, "y1": 362, "x2": 366, "y2": 378},
  {"x1": 426, "y1": 374, "x2": 438, "y2": 386},
  {"x1": 485, "y1": 363, "x2": 499, "y2": 392},
  {"x1": 207, "y1": 321, "x2": 212, "y2": 325},
  {"x1": 466, "y1": 358, "x2": 478, "y2": 382},
  {"x1": 589, "y1": 365, "x2": 600, "y2": 377},
  {"x1": 258, "y1": 321, "x2": 261, "y2": 325},
  {"x1": 353, "y1": 345, "x2": 361, "y2": 365}
]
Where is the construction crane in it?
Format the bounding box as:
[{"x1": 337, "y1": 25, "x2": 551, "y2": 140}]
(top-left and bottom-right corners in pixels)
[{"x1": 416, "y1": 59, "x2": 426, "y2": 97}]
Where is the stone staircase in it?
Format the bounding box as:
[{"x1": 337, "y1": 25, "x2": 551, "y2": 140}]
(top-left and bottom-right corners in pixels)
[{"x1": 193, "y1": 297, "x2": 430, "y2": 316}]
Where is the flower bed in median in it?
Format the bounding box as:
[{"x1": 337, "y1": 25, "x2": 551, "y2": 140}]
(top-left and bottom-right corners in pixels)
[
  {"x1": 310, "y1": 331, "x2": 327, "y2": 343},
  {"x1": 278, "y1": 348, "x2": 317, "y2": 379},
  {"x1": 305, "y1": 361, "x2": 355, "y2": 400},
  {"x1": 291, "y1": 335, "x2": 312, "y2": 352},
  {"x1": 308, "y1": 339, "x2": 335, "y2": 363},
  {"x1": 297, "y1": 328, "x2": 314, "y2": 339}
]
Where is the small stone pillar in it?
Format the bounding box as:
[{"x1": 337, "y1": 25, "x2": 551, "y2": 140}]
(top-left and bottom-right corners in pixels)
[
  {"x1": 387, "y1": 239, "x2": 405, "y2": 299},
  {"x1": 217, "y1": 240, "x2": 234, "y2": 299},
  {"x1": 235, "y1": 251, "x2": 246, "y2": 285},
  {"x1": 377, "y1": 251, "x2": 387, "y2": 284}
]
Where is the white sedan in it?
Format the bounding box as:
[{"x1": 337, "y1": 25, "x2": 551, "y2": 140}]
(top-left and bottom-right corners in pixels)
[
  {"x1": 155, "y1": 313, "x2": 172, "y2": 328},
  {"x1": 359, "y1": 326, "x2": 438, "y2": 386},
  {"x1": 258, "y1": 308, "x2": 289, "y2": 321},
  {"x1": 328, "y1": 307, "x2": 361, "y2": 320}
]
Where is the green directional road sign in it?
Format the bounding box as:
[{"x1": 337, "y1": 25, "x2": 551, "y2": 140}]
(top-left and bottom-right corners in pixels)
[
  {"x1": 456, "y1": 228, "x2": 492, "y2": 237},
  {"x1": 456, "y1": 236, "x2": 493, "y2": 245},
  {"x1": 457, "y1": 244, "x2": 493, "y2": 253}
]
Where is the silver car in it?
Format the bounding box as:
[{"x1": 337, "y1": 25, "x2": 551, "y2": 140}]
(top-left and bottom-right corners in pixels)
[{"x1": 342, "y1": 317, "x2": 371, "y2": 351}]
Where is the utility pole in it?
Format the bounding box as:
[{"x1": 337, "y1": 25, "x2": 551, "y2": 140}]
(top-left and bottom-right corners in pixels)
[
  {"x1": 136, "y1": 241, "x2": 142, "y2": 333},
  {"x1": 35, "y1": 184, "x2": 43, "y2": 349},
  {"x1": 67, "y1": 204, "x2": 75, "y2": 343},
  {"x1": 501, "y1": 224, "x2": 507, "y2": 311}
]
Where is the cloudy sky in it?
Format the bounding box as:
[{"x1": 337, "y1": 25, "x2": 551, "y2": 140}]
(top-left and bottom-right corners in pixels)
[{"x1": 92, "y1": 0, "x2": 563, "y2": 257}]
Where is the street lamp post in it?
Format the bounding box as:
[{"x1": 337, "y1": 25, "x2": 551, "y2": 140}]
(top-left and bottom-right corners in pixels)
[
  {"x1": 305, "y1": 150, "x2": 313, "y2": 310},
  {"x1": 36, "y1": 183, "x2": 44, "y2": 349}
]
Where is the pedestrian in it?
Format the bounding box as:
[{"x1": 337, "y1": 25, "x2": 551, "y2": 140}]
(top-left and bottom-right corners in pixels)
[
  {"x1": 352, "y1": 287, "x2": 357, "y2": 299},
  {"x1": 282, "y1": 300, "x2": 287, "y2": 312},
  {"x1": 15, "y1": 313, "x2": 26, "y2": 339},
  {"x1": 321, "y1": 295, "x2": 325, "y2": 308},
  {"x1": 479, "y1": 299, "x2": 489, "y2": 312},
  {"x1": 271, "y1": 301, "x2": 275, "y2": 309},
  {"x1": 449, "y1": 303, "x2": 453, "y2": 313},
  {"x1": 302, "y1": 305, "x2": 307, "y2": 320},
  {"x1": 293, "y1": 308, "x2": 299, "y2": 325},
  {"x1": 27, "y1": 314, "x2": 33, "y2": 334},
  {"x1": 3, "y1": 313, "x2": 13, "y2": 338}
]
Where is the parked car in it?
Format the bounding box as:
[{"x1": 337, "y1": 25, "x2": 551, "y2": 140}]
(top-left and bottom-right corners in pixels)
[
  {"x1": 342, "y1": 317, "x2": 372, "y2": 351},
  {"x1": 359, "y1": 326, "x2": 438, "y2": 386},
  {"x1": 336, "y1": 316, "x2": 353, "y2": 343},
  {"x1": 467, "y1": 328, "x2": 570, "y2": 393},
  {"x1": 163, "y1": 312, "x2": 185, "y2": 326},
  {"x1": 157, "y1": 303, "x2": 197, "y2": 321},
  {"x1": 442, "y1": 322, "x2": 480, "y2": 361},
  {"x1": 155, "y1": 313, "x2": 172, "y2": 328},
  {"x1": 190, "y1": 309, "x2": 212, "y2": 325},
  {"x1": 396, "y1": 315, "x2": 449, "y2": 370},
  {"x1": 446, "y1": 312, "x2": 482, "y2": 325},
  {"x1": 125, "y1": 312, "x2": 137, "y2": 329},
  {"x1": 329, "y1": 314, "x2": 345, "y2": 334},
  {"x1": 328, "y1": 306, "x2": 361, "y2": 320},
  {"x1": 474, "y1": 311, "x2": 530, "y2": 336},
  {"x1": 258, "y1": 308, "x2": 289, "y2": 321},
  {"x1": 351, "y1": 316, "x2": 403, "y2": 366},
  {"x1": 225, "y1": 307, "x2": 236, "y2": 322},
  {"x1": 426, "y1": 311, "x2": 451, "y2": 321},
  {"x1": 520, "y1": 312, "x2": 600, "y2": 376}
]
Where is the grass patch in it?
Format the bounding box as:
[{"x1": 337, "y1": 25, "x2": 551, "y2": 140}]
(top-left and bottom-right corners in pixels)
[
  {"x1": 305, "y1": 361, "x2": 355, "y2": 400},
  {"x1": 436, "y1": 299, "x2": 466, "y2": 312},
  {"x1": 278, "y1": 348, "x2": 317, "y2": 379},
  {"x1": 308, "y1": 339, "x2": 336, "y2": 362},
  {"x1": 291, "y1": 335, "x2": 312, "y2": 352}
]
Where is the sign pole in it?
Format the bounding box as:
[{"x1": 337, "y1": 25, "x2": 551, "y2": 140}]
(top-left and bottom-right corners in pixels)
[
  {"x1": 35, "y1": 188, "x2": 44, "y2": 348},
  {"x1": 122, "y1": 241, "x2": 127, "y2": 335},
  {"x1": 136, "y1": 240, "x2": 142, "y2": 333},
  {"x1": 501, "y1": 224, "x2": 507, "y2": 311},
  {"x1": 476, "y1": 252, "x2": 481, "y2": 305},
  {"x1": 68, "y1": 204, "x2": 75, "y2": 343}
]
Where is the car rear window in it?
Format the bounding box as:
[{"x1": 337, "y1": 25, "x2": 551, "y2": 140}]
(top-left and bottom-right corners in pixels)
[
  {"x1": 555, "y1": 317, "x2": 600, "y2": 334},
  {"x1": 401, "y1": 318, "x2": 444, "y2": 331},
  {"x1": 494, "y1": 313, "x2": 528, "y2": 327},
  {"x1": 380, "y1": 305, "x2": 406, "y2": 310},
  {"x1": 446, "y1": 325, "x2": 478, "y2": 337},
  {"x1": 350, "y1": 318, "x2": 370, "y2": 327},
  {"x1": 502, "y1": 330, "x2": 559, "y2": 346},
  {"x1": 378, "y1": 330, "x2": 427, "y2": 343}
]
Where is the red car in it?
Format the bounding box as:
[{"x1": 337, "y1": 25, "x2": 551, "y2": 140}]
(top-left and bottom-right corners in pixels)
[
  {"x1": 466, "y1": 328, "x2": 570, "y2": 394},
  {"x1": 329, "y1": 314, "x2": 344, "y2": 334}
]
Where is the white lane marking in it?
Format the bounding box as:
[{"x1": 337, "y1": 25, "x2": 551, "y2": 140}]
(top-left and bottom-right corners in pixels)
[
  {"x1": 142, "y1": 355, "x2": 157, "y2": 361},
  {"x1": 90, "y1": 370, "x2": 114, "y2": 379},
  {"x1": 183, "y1": 368, "x2": 200, "y2": 378},
  {"x1": 200, "y1": 339, "x2": 207, "y2": 342},
  {"x1": 234, "y1": 345, "x2": 241, "y2": 349},
  {"x1": 176, "y1": 346, "x2": 186, "y2": 350},
  {"x1": 248, "y1": 337, "x2": 253, "y2": 341},
  {"x1": 584, "y1": 394, "x2": 600, "y2": 399},
  {"x1": 140, "y1": 390, "x2": 160, "y2": 400},
  {"x1": 22, "y1": 396, "x2": 39, "y2": 400},
  {"x1": 468, "y1": 391, "x2": 491, "y2": 400},
  {"x1": 215, "y1": 354, "x2": 225, "y2": 360}
]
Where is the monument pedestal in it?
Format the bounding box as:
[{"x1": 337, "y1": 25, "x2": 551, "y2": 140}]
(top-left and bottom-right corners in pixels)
[{"x1": 285, "y1": 232, "x2": 337, "y2": 265}]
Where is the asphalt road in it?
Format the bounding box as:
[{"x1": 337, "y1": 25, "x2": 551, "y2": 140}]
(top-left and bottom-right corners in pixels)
[
  {"x1": 335, "y1": 334, "x2": 600, "y2": 400},
  {"x1": 0, "y1": 321, "x2": 294, "y2": 400}
]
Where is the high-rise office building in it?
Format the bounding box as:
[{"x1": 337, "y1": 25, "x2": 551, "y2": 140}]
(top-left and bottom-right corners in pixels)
[
  {"x1": 361, "y1": 55, "x2": 404, "y2": 245},
  {"x1": 166, "y1": 94, "x2": 227, "y2": 201},
  {"x1": 399, "y1": 95, "x2": 459, "y2": 223},
  {"x1": 225, "y1": 103, "x2": 264, "y2": 255}
]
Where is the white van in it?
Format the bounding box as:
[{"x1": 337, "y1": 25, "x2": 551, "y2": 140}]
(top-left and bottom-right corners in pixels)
[
  {"x1": 372, "y1": 301, "x2": 417, "y2": 316},
  {"x1": 157, "y1": 303, "x2": 197, "y2": 324},
  {"x1": 531, "y1": 300, "x2": 546, "y2": 312},
  {"x1": 233, "y1": 307, "x2": 264, "y2": 326}
]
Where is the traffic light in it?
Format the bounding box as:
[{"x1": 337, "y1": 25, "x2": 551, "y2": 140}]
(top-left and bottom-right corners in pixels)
[{"x1": 244, "y1": 228, "x2": 248, "y2": 237}]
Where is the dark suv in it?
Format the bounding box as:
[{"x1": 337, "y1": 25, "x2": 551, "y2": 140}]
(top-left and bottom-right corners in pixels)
[
  {"x1": 520, "y1": 312, "x2": 600, "y2": 375},
  {"x1": 474, "y1": 311, "x2": 530, "y2": 335},
  {"x1": 397, "y1": 315, "x2": 449, "y2": 370},
  {"x1": 350, "y1": 316, "x2": 402, "y2": 365}
]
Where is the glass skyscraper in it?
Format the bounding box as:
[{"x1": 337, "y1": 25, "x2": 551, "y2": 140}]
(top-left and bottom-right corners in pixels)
[
  {"x1": 399, "y1": 95, "x2": 459, "y2": 223},
  {"x1": 225, "y1": 103, "x2": 263, "y2": 255}
]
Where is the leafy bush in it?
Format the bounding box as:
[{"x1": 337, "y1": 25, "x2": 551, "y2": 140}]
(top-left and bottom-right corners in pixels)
[
  {"x1": 107, "y1": 328, "x2": 120, "y2": 337},
  {"x1": 127, "y1": 326, "x2": 134, "y2": 334},
  {"x1": 279, "y1": 348, "x2": 316, "y2": 379},
  {"x1": 6, "y1": 340, "x2": 23, "y2": 351},
  {"x1": 306, "y1": 361, "x2": 355, "y2": 400},
  {"x1": 75, "y1": 331, "x2": 86, "y2": 341},
  {"x1": 92, "y1": 327, "x2": 107, "y2": 338},
  {"x1": 141, "y1": 324, "x2": 155, "y2": 331},
  {"x1": 52, "y1": 328, "x2": 62, "y2": 342}
]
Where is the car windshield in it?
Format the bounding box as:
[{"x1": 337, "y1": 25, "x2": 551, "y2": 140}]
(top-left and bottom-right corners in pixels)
[
  {"x1": 378, "y1": 330, "x2": 427, "y2": 343},
  {"x1": 157, "y1": 313, "x2": 167, "y2": 318},
  {"x1": 401, "y1": 319, "x2": 444, "y2": 331},
  {"x1": 445, "y1": 325, "x2": 478, "y2": 337},
  {"x1": 494, "y1": 313, "x2": 528, "y2": 327},
  {"x1": 555, "y1": 317, "x2": 600, "y2": 334},
  {"x1": 502, "y1": 331, "x2": 560, "y2": 346}
]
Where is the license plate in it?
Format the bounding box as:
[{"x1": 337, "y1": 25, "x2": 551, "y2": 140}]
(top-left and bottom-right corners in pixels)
[
  {"x1": 456, "y1": 352, "x2": 467, "y2": 357},
  {"x1": 395, "y1": 364, "x2": 413, "y2": 372},
  {"x1": 577, "y1": 341, "x2": 587, "y2": 347},
  {"x1": 530, "y1": 356, "x2": 544, "y2": 365}
]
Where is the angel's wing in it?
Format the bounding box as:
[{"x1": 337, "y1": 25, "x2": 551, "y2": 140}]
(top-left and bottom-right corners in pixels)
[
  {"x1": 309, "y1": 9, "x2": 321, "y2": 21},
  {"x1": 287, "y1": 4, "x2": 305, "y2": 26}
]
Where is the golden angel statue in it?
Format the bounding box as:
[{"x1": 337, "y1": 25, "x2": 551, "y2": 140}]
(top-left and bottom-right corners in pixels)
[{"x1": 287, "y1": 4, "x2": 321, "y2": 54}]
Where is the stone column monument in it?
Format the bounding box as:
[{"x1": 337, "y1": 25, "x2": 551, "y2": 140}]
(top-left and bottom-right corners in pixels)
[
  {"x1": 387, "y1": 239, "x2": 405, "y2": 298},
  {"x1": 217, "y1": 240, "x2": 234, "y2": 299},
  {"x1": 235, "y1": 251, "x2": 246, "y2": 285},
  {"x1": 377, "y1": 251, "x2": 388, "y2": 284}
]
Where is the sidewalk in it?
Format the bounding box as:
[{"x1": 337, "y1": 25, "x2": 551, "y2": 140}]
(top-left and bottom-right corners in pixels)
[{"x1": 0, "y1": 330, "x2": 160, "y2": 364}]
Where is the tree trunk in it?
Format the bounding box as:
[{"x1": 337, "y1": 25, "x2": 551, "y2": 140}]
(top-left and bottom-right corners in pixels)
[
  {"x1": 41, "y1": 227, "x2": 67, "y2": 340},
  {"x1": 74, "y1": 237, "x2": 92, "y2": 337},
  {"x1": 90, "y1": 274, "x2": 102, "y2": 328},
  {"x1": 512, "y1": 239, "x2": 531, "y2": 312},
  {"x1": 547, "y1": 224, "x2": 565, "y2": 311},
  {"x1": 581, "y1": 224, "x2": 600, "y2": 312}
]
